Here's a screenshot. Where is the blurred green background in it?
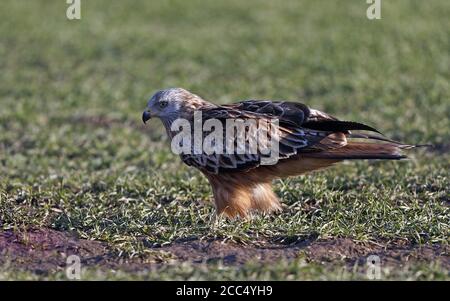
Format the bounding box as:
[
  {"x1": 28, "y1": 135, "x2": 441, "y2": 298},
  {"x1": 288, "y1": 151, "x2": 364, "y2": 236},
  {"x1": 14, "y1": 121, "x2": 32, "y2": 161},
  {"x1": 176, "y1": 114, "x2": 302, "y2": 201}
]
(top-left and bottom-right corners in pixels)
[
  {"x1": 1, "y1": 0, "x2": 449, "y2": 141},
  {"x1": 0, "y1": 0, "x2": 448, "y2": 280}
]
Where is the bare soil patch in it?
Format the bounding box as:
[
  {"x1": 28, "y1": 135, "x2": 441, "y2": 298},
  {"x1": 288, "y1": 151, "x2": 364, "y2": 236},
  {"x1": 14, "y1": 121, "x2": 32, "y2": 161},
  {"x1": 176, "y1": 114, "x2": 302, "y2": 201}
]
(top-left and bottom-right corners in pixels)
[
  {"x1": 156, "y1": 237, "x2": 449, "y2": 267},
  {"x1": 0, "y1": 229, "x2": 109, "y2": 274}
]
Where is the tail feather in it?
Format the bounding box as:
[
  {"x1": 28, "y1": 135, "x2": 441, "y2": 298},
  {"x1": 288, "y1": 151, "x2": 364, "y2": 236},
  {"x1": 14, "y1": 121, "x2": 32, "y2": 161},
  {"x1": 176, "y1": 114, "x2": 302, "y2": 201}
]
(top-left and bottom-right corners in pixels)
[
  {"x1": 303, "y1": 142, "x2": 423, "y2": 160},
  {"x1": 302, "y1": 120, "x2": 382, "y2": 134},
  {"x1": 347, "y1": 133, "x2": 433, "y2": 148}
]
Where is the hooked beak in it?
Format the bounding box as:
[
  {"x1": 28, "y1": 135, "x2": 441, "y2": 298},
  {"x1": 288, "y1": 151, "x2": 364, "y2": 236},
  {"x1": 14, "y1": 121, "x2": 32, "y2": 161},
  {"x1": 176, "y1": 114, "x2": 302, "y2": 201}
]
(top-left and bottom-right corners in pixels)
[{"x1": 142, "y1": 110, "x2": 152, "y2": 124}]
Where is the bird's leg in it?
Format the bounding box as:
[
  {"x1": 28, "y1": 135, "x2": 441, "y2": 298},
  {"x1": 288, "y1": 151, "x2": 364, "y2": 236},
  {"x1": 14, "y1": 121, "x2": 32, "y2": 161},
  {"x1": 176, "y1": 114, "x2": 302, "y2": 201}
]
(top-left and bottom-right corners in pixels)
[
  {"x1": 206, "y1": 173, "x2": 281, "y2": 218},
  {"x1": 211, "y1": 182, "x2": 281, "y2": 218},
  {"x1": 213, "y1": 186, "x2": 252, "y2": 218},
  {"x1": 249, "y1": 183, "x2": 282, "y2": 214}
]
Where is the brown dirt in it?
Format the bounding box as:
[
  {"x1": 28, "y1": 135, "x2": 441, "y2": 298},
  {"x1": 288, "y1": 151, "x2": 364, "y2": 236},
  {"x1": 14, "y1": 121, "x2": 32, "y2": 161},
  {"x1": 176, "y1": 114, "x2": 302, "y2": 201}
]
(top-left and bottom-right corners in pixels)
[
  {"x1": 155, "y1": 237, "x2": 449, "y2": 268},
  {"x1": 0, "y1": 229, "x2": 109, "y2": 274},
  {"x1": 0, "y1": 228, "x2": 448, "y2": 274}
]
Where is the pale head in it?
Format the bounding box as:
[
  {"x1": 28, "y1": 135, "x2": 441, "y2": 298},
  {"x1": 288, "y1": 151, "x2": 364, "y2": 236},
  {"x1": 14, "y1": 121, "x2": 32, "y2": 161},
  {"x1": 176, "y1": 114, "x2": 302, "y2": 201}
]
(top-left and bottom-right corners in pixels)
[
  {"x1": 142, "y1": 88, "x2": 186, "y2": 123},
  {"x1": 142, "y1": 87, "x2": 212, "y2": 125}
]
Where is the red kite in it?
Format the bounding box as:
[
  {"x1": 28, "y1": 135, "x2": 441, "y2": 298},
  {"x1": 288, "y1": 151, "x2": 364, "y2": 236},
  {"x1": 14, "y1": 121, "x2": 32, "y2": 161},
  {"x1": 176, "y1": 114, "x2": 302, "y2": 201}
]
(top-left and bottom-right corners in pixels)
[{"x1": 143, "y1": 88, "x2": 426, "y2": 218}]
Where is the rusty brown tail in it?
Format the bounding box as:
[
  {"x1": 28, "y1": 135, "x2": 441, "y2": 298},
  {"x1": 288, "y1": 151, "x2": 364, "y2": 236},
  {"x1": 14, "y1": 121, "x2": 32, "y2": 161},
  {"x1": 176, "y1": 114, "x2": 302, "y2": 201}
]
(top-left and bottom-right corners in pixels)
[{"x1": 304, "y1": 142, "x2": 429, "y2": 160}]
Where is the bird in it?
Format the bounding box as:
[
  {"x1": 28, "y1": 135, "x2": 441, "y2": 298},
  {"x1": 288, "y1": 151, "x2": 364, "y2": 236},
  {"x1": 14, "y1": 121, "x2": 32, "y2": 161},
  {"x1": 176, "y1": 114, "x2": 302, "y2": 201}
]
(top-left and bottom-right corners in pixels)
[{"x1": 142, "y1": 88, "x2": 427, "y2": 218}]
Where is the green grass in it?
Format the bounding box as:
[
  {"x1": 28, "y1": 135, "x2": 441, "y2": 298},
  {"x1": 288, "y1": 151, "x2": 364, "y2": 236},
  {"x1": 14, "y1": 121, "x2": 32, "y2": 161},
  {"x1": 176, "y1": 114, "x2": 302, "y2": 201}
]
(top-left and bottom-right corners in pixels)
[
  {"x1": 1, "y1": 260, "x2": 448, "y2": 281},
  {"x1": 0, "y1": 0, "x2": 449, "y2": 280}
]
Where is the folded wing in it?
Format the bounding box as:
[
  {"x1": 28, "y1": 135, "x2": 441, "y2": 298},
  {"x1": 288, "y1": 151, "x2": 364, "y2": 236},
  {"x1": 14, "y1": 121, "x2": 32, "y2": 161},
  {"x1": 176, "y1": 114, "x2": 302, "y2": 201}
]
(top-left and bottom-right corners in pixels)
[{"x1": 179, "y1": 100, "x2": 417, "y2": 174}]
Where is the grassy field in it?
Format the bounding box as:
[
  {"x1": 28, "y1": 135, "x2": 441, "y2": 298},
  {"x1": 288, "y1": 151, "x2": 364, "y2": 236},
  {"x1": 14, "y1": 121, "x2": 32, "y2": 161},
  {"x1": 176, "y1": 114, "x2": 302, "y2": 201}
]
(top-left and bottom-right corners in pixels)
[{"x1": 0, "y1": 0, "x2": 449, "y2": 280}]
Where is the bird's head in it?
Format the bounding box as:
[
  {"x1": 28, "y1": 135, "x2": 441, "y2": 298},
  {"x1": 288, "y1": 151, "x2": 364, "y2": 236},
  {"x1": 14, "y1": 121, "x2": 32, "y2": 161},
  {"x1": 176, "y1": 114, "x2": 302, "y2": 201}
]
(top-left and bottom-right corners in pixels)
[
  {"x1": 142, "y1": 88, "x2": 185, "y2": 123},
  {"x1": 142, "y1": 87, "x2": 209, "y2": 124}
]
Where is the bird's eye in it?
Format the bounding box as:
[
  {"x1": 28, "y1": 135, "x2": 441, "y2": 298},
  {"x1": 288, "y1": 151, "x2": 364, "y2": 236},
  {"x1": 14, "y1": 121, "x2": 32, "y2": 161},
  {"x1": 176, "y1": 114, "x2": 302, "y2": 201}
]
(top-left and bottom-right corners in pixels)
[{"x1": 159, "y1": 101, "x2": 168, "y2": 108}]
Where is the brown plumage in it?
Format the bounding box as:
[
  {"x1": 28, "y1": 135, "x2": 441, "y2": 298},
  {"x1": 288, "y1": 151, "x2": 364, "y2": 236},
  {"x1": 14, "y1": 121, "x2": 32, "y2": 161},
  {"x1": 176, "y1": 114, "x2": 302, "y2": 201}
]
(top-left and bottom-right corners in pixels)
[{"x1": 142, "y1": 88, "x2": 427, "y2": 218}]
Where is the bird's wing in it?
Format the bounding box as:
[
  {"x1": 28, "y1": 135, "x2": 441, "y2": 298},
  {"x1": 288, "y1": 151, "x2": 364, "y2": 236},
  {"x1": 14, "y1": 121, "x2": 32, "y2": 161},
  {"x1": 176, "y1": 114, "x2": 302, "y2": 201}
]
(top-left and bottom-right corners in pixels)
[
  {"x1": 227, "y1": 100, "x2": 381, "y2": 132},
  {"x1": 180, "y1": 106, "x2": 272, "y2": 173},
  {"x1": 225, "y1": 100, "x2": 311, "y2": 127},
  {"x1": 179, "y1": 101, "x2": 385, "y2": 174}
]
